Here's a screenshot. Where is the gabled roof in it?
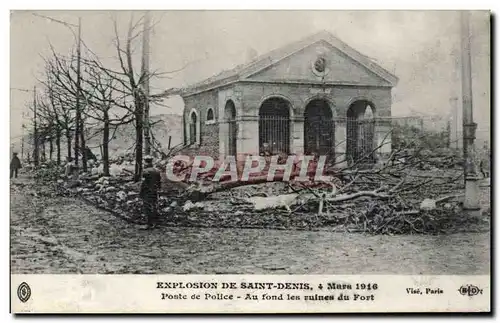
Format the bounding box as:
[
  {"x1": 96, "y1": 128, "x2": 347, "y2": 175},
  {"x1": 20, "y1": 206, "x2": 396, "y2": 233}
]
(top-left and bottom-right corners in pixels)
[{"x1": 164, "y1": 30, "x2": 399, "y2": 97}]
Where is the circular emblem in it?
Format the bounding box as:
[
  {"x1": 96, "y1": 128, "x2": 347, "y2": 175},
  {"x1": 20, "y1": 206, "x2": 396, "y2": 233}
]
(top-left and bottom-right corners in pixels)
[
  {"x1": 312, "y1": 57, "x2": 329, "y2": 77},
  {"x1": 17, "y1": 282, "x2": 31, "y2": 303},
  {"x1": 314, "y1": 57, "x2": 326, "y2": 73}
]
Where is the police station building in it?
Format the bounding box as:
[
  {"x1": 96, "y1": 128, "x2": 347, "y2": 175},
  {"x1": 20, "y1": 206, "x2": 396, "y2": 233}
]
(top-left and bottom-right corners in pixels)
[{"x1": 165, "y1": 30, "x2": 398, "y2": 166}]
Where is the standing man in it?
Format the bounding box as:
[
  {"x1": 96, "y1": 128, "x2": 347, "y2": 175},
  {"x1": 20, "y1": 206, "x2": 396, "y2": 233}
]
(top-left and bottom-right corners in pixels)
[
  {"x1": 10, "y1": 152, "x2": 22, "y2": 179},
  {"x1": 479, "y1": 141, "x2": 490, "y2": 178},
  {"x1": 64, "y1": 156, "x2": 80, "y2": 187},
  {"x1": 85, "y1": 146, "x2": 97, "y2": 163},
  {"x1": 140, "y1": 155, "x2": 162, "y2": 229}
]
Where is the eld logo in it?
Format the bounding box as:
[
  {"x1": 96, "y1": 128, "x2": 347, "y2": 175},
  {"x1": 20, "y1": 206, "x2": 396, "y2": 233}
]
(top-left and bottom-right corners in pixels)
[
  {"x1": 458, "y1": 285, "x2": 483, "y2": 297},
  {"x1": 17, "y1": 282, "x2": 31, "y2": 303}
]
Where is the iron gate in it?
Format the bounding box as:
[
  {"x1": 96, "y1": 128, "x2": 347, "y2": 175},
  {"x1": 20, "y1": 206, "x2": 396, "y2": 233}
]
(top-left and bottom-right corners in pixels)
[
  {"x1": 304, "y1": 117, "x2": 335, "y2": 158},
  {"x1": 227, "y1": 119, "x2": 237, "y2": 156},
  {"x1": 346, "y1": 117, "x2": 376, "y2": 165},
  {"x1": 258, "y1": 115, "x2": 290, "y2": 155}
]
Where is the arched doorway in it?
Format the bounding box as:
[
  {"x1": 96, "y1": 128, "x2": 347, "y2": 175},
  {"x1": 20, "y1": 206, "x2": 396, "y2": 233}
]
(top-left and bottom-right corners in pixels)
[
  {"x1": 225, "y1": 100, "x2": 237, "y2": 156},
  {"x1": 259, "y1": 97, "x2": 291, "y2": 155},
  {"x1": 346, "y1": 100, "x2": 376, "y2": 165},
  {"x1": 189, "y1": 111, "x2": 198, "y2": 145},
  {"x1": 304, "y1": 99, "x2": 334, "y2": 158}
]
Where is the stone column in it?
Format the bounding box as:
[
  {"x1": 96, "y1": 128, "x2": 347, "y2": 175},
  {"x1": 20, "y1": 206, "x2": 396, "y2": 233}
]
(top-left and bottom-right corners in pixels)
[
  {"x1": 376, "y1": 119, "x2": 392, "y2": 158},
  {"x1": 219, "y1": 121, "x2": 228, "y2": 160},
  {"x1": 237, "y1": 118, "x2": 259, "y2": 161},
  {"x1": 335, "y1": 121, "x2": 347, "y2": 167},
  {"x1": 292, "y1": 118, "x2": 304, "y2": 155}
]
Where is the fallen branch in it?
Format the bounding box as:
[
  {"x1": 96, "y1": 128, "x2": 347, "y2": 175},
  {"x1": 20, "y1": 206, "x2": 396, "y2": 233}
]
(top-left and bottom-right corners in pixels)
[
  {"x1": 435, "y1": 194, "x2": 464, "y2": 204},
  {"x1": 325, "y1": 191, "x2": 390, "y2": 203}
]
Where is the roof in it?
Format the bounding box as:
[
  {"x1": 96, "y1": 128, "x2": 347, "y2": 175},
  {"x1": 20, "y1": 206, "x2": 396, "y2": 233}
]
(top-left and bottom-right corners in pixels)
[{"x1": 164, "y1": 30, "x2": 399, "y2": 97}]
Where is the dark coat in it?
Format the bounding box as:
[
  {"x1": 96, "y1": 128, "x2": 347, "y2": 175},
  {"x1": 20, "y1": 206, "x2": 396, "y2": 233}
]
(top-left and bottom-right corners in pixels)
[
  {"x1": 140, "y1": 166, "x2": 161, "y2": 200},
  {"x1": 83, "y1": 148, "x2": 97, "y2": 161},
  {"x1": 10, "y1": 156, "x2": 21, "y2": 169}
]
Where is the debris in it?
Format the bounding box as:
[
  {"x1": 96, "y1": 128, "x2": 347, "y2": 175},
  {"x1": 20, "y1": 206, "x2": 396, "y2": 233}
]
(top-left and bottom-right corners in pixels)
[
  {"x1": 116, "y1": 191, "x2": 127, "y2": 201},
  {"x1": 104, "y1": 186, "x2": 116, "y2": 193},
  {"x1": 244, "y1": 193, "x2": 300, "y2": 212},
  {"x1": 91, "y1": 165, "x2": 104, "y2": 176},
  {"x1": 96, "y1": 176, "x2": 109, "y2": 184},
  {"x1": 420, "y1": 199, "x2": 436, "y2": 211},
  {"x1": 25, "y1": 142, "x2": 488, "y2": 236}
]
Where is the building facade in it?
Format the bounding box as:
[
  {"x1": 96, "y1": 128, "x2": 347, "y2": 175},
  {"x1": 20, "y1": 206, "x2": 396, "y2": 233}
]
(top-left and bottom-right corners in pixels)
[{"x1": 166, "y1": 31, "x2": 398, "y2": 165}]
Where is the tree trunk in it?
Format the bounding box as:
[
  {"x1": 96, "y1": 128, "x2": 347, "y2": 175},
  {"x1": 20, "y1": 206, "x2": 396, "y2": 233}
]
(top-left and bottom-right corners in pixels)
[
  {"x1": 66, "y1": 129, "x2": 72, "y2": 159},
  {"x1": 80, "y1": 119, "x2": 87, "y2": 172},
  {"x1": 56, "y1": 130, "x2": 61, "y2": 165},
  {"x1": 49, "y1": 138, "x2": 53, "y2": 161},
  {"x1": 134, "y1": 97, "x2": 144, "y2": 182},
  {"x1": 103, "y1": 111, "x2": 110, "y2": 176}
]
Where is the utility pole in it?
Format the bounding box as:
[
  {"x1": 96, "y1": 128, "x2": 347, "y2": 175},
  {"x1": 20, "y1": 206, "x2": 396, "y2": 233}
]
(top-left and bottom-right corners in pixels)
[
  {"x1": 33, "y1": 86, "x2": 39, "y2": 167},
  {"x1": 21, "y1": 112, "x2": 25, "y2": 160},
  {"x1": 74, "y1": 17, "x2": 83, "y2": 170},
  {"x1": 449, "y1": 97, "x2": 459, "y2": 149},
  {"x1": 141, "y1": 11, "x2": 151, "y2": 156},
  {"x1": 460, "y1": 10, "x2": 480, "y2": 214}
]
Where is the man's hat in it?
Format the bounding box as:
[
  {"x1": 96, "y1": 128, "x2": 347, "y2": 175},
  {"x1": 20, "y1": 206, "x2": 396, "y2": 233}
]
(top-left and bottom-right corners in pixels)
[{"x1": 13, "y1": 152, "x2": 18, "y2": 155}]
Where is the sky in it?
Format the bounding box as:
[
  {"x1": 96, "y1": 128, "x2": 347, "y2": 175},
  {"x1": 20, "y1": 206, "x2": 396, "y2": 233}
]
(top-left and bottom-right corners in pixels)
[{"x1": 10, "y1": 10, "x2": 491, "y2": 146}]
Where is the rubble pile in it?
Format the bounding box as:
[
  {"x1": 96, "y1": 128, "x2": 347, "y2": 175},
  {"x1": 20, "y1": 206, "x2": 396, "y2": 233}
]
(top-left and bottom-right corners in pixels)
[
  {"x1": 63, "y1": 173, "x2": 182, "y2": 224},
  {"x1": 29, "y1": 156, "x2": 489, "y2": 235},
  {"x1": 416, "y1": 150, "x2": 463, "y2": 170},
  {"x1": 391, "y1": 149, "x2": 463, "y2": 171},
  {"x1": 144, "y1": 195, "x2": 488, "y2": 235},
  {"x1": 321, "y1": 199, "x2": 488, "y2": 235},
  {"x1": 33, "y1": 164, "x2": 64, "y2": 183}
]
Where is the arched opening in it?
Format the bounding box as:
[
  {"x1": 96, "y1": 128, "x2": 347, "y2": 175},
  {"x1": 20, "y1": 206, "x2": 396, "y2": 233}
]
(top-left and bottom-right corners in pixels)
[
  {"x1": 304, "y1": 99, "x2": 334, "y2": 158},
  {"x1": 224, "y1": 100, "x2": 237, "y2": 156},
  {"x1": 206, "y1": 108, "x2": 214, "y2": 122},
  {"x1": 189, "y1": 110, "x2": 199, "y2": 145},
  {"x1": 183, "y1": 113, "x2": 187, "y2": 145},
  {"x1": 346, "y1": 100, "x2": 376, "y2": 165},
  {"x1": 259, "y1": 97, "x2": 291, "y2": 155}
]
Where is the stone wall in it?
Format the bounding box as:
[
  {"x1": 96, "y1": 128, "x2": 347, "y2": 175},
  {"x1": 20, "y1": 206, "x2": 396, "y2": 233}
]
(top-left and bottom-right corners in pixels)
[
  {"x1": 238, "y1": 82, "x2": 393, "y2": 162},
  {"x1": 180, "y1": 89, "x2": 220, "y2": 158},
  {"x1": 179, "y1": 82, "x2": 393, "y2": 162}
]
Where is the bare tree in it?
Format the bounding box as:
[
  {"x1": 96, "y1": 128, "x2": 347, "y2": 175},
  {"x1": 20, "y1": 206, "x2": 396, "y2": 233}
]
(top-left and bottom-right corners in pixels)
[
  {"x1": 37, "y1": 55, "x2": 79, "y2": 164},
  {"x1": 79, "y1": 61, "x2": 135, "y2": 176},
  {"x1": 85, "y1": 12, "x2": 188, "y2": 181},
  {"x1": 40, "y1": 45, "x2": 89, "y2": 168},
  {"x1": 38, "y1": 12, "x2": 187, "y2": 180}
]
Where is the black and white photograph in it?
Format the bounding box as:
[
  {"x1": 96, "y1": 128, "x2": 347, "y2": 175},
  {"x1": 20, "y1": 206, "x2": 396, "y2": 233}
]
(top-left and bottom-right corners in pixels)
[{"x1": 9, "y1": 9, "x2": 491, "y2": 313}]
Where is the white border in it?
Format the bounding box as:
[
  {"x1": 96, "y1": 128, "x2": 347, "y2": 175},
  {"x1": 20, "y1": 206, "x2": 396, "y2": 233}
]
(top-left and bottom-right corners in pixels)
[
  {"x1": 5, "y1": 1, "x2": 500, "y2": 10},
  {"x1": 4, "y1": 1, "x2": 497, "y2": 321}
]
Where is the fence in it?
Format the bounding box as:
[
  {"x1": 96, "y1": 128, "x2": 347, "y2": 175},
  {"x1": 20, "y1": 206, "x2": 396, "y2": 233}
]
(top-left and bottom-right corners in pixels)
[
  {"x1": 226, "y1": 115, "x2": 441, "y2": 165},
  {"x1": 258, "y1": 115, "x2": 291, "y2": 155},
  {"x1": 254, "y1": 115, "x2": 394, "y2": 164}
]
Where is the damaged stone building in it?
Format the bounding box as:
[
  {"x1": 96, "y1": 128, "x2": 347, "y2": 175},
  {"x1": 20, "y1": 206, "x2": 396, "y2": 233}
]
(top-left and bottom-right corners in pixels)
[{"x1": 165, "y1": 30, "x2": 398, "y2": 165}]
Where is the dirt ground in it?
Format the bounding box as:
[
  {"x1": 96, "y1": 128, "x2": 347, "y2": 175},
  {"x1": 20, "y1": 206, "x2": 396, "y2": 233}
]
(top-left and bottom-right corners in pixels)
[{"x1": 10, "y1": 174, "x2": 490, "y2": 275}]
